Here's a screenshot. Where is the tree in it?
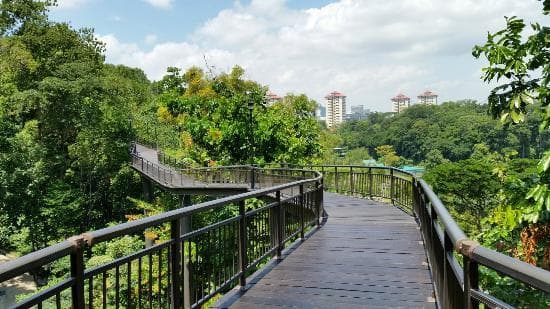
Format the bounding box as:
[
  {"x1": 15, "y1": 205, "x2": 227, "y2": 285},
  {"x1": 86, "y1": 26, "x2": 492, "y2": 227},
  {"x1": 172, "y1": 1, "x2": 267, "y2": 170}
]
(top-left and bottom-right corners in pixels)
[
  {"x1": 0, "y1": 1, "x2": 147, "y2": 251},
  {"x1": 375, "y1": 145, "x2": 400, "y2": 167},
  {"x1": 423, "y1": 159, "x2": 501, "y2": 237},
  {"x1": 472, "y1": 2, "x2": 549, "y2": 225},
  {"x1": 154, "y1": 66, "x2": 321, "y2": 165}
]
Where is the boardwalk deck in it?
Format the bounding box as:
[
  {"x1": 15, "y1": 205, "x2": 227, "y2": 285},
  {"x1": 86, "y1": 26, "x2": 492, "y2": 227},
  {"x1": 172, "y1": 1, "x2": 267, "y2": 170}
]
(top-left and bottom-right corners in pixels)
[{"x1": 220, "y1": 193, "x2": 435, "y2": 308}]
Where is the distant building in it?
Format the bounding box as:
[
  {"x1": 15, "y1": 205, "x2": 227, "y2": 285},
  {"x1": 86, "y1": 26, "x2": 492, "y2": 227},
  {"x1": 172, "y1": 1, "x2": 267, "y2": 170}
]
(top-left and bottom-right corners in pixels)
[
  {"x1": 325, "y1": 91, "x2": 346, "y2": 128},
  {"x1": 317, "y1": 104, "x2": 326, "y2": 120},
  {"x1": 391, "y1": 93, "x2": 410, "y2": 113},
  {"x1": 266, "y1": 91, "x2": 282, "y2": 106},
  {"x1": 344, "y1": 105, "x2": 370, "y2": 121},
  {"x1": 417, "y1": 90, "x2": 438, "y2": 105}
]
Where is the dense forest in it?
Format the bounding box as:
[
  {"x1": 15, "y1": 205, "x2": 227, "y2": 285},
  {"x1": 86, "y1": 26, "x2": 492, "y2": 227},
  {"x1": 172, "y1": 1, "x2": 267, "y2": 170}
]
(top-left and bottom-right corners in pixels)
[{"x1": 0, "y1": 0, "x2": 548, "y2": 307}]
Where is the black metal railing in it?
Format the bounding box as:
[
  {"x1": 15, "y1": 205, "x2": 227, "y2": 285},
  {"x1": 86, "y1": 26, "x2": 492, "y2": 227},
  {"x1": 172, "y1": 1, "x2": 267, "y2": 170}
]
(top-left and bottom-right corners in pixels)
[
  {"x1": 0, "y1": 164, "x2": 323, "y2": 308},
  {"x1": 275, "y1": 163, "x2": 549, "y2": 308},
  {"x1": 135, "y1": 147, "x2": 312, "y2": 191},
  {"x1": 2, "y1": 155, "x2": 549, "y2": 308},
  {"x1": 262, "y1": 164, "x2": 413, "y2": 214}
]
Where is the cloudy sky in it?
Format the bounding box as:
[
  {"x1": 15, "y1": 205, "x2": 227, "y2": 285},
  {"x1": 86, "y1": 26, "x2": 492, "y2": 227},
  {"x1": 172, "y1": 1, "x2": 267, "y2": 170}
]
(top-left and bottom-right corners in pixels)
[{"x1": 50, "y1": 0, "x2": 544, "y2": 112}]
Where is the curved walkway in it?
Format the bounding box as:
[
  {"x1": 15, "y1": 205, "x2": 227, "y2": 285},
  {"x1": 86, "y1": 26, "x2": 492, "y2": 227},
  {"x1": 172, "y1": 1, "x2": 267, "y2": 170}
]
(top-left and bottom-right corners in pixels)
[
  {"x1": 132, "y1": 143, "x2": 250, "y2": 195},
  {"x1": 223, "y1": 193, "x2": 435, "y2": 308}
]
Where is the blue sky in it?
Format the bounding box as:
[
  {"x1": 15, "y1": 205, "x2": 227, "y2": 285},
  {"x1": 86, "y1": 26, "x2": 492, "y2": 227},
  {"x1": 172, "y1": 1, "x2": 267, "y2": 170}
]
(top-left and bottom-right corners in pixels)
[{"x1": 49, "y1": 0, "x2": 544, "y2": 112}]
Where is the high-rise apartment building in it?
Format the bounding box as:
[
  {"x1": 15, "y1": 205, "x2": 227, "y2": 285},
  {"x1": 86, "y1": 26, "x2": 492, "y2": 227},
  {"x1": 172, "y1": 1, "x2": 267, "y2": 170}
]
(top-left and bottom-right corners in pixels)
[
  {"x1": 266, "y1": 91, "x2": 282, "y2": 106},
  {"x1": 417, "y1": 90, "x2": 438, "y2": 105},
  {"x1": 391, "y1": 93, "x2": 410, "y2": 113},
  {"x1": 325, "y1": 91, "x2": 346, "y2": 128}
]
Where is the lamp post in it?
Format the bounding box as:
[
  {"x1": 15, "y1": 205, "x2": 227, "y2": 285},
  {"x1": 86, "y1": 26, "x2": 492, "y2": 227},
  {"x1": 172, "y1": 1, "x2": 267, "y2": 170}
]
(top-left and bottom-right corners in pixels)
[{"x1": 248, "y1": 94, "x2": 255, "y2": 164}]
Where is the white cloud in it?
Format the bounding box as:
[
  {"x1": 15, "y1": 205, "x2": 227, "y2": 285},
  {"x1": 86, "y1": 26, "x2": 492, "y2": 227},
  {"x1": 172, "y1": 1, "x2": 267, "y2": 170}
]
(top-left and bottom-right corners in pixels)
[
  {"x1": 53, "y1": 0, "x2": 89, "y2": 9},
  {"x1": 142, "y1": 0, "x2": 173, "y2": 10},
  {"x1": 144, "y1": 34, "x2": 158, "y2": 45},
  {"x1": 97, "y1": 0, "x2": 543, "y2": 112}
]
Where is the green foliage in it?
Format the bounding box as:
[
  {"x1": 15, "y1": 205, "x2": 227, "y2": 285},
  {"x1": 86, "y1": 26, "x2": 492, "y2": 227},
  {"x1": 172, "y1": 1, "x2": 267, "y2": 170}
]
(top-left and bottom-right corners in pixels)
[
  {"x1": 0, "y1": 0, "x2": 53, "y2": 35},
  {"x1": 337, "y1": 101, "x2": 545, "y2": 165},
  {"x1": 0, "y1": 1, "x2": 147, "y2": 253},
  {"x1": 154, "y1": 66, "x2": 321, "y2": 165},
  {"x1": 375, "y1": 145, "x2": 400, "y2": 167},
  {"x1": 424, "y1": 159, "x2": 501, "y2": 237},
  {"x1": 473, "y1": 1, "x2": 550, "y2": 226}
]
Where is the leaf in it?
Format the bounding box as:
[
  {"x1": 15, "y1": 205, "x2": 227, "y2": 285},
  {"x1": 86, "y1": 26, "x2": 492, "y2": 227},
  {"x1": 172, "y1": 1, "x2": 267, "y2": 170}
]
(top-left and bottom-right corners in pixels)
[
  {"x1": 500, "y1": 112, "x2": 509, "y2": 122},
  {"x1": 541, "y1": 152, "x2": 550, "y2": 172},
  {"x1": 509, "y1": 110, "x2": 522, "y2": 123},
  {"x1": 520, "y1": 92, "x2": 534, "y2": 105}
]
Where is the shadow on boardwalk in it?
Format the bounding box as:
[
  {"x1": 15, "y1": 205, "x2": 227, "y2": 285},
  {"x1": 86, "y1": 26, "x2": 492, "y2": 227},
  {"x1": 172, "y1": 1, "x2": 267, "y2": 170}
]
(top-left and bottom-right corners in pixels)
[{"x1": 217, "y1": 192, "x2": 435, "y2": 308}]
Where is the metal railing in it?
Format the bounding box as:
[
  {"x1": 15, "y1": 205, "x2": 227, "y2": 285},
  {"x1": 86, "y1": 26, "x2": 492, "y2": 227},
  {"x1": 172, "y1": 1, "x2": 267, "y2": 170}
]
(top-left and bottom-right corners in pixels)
[
  {"x1": 278, "y1": 163, "x2": 550, "y2": 308},
  {"x1": 134, "y1": 147, "x2": 314, "y2": 191},
  {"x1": 2, "y1": 158, "x2": 548, "y2": 308},
  {"x1": 0, "y1": 164, "x2": 323, "y2": 308},
  {"x1": 262, "y1": 164, "x2": 413, "y2": 213}
]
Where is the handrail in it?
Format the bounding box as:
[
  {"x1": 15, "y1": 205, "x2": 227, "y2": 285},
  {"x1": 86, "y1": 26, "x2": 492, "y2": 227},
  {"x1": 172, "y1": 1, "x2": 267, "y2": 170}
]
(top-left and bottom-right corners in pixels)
[
  {"x1": 84, "y1": 174, "x2": 321, "y2": 245},
  {"x1": 0, "y1": 240, "x2": 74, "y2": 283}
]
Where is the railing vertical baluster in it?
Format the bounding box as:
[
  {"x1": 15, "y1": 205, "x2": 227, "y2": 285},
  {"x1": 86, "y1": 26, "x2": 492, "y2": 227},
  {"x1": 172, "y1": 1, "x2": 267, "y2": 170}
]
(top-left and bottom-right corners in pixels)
[
  {"x1": 349, "y1": 167, "x2": 354, "y2": 195},
  {"x1": 316, "y1": 181, "x2": 322, "y2": 226},
  {"x1": 69, "y1": 236, "x2": 85, "y2": 309},
  {"x1": 464, "y1": 255, "x2": 479, "y2": 309},
  {"x1": 443, "y1": 232, "x2": 452, "y2": 307},
  {"x1": 276, "y1": 190, "x2": 284, "y2": 258},
  {"x1": 390, "y1": 168, "x2": 395, "y2": 204},
  {"x1": 335, "y1": 166, "x2": 339, "y2": 192},
  {"x1": 368, "y1": 167, "x2": 373, "y2": 198},
  {"x1": 170, "y1": 219, "x2": 182, "y2": 309},
  {"x1": 300, "y1": 184, "x2": 305, "y2": 240},
  {"x1": 238, "y1": 200, "x2": 247, "y2": 287},
  {"x1": 250, "y1": 167, "x2": 256, "y2": 189}
]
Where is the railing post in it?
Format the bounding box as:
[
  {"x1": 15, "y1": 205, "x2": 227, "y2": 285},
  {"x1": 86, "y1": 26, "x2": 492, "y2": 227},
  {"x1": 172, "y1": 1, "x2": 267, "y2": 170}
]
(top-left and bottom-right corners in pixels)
[
  {"x1": 443, "y1": 232, "x2": 452, "y2": 307},
  {"x1": 170, "y1": 219, "x2": 182, "y2": 309},
  {"x1": 412, "y1": 179, "x2": 419, "y2": 215},
  {"x1": 250, "y1": 167, "x2": 256, "y2": 189},
  {"x1": 238, "y1": 200, "x2": 247, "y2": 288},
  {"x1": 463, "y1": 245, "x2": 479, "y2": 309},
  {"x1": 300, "y1": 184, "x2": 305, "y2": 240},
  {"x1": 180, "y1": 196, "x2": 192, "y2": 309},
  {"x1": 390, "y1": 168, "x2": 395, "y2": 204},
  {"x1": 349, "y1": 167, "x2": 354, "y2": 195},
  {"x1": 276, "y1": 191, "x2": 284, "y2": 259},
  {"x1": 368, "y1": 167, "x2": 373, "y2": 198},
  {"x1": 315, "y1": 181, "x2": 321, "y2": 226},
  {"x1": 69, "y1": 236, "x2": 85, "y2": 309},
  {"x1": 335, "y1": 166, "x2": 339, "y2": 192}
]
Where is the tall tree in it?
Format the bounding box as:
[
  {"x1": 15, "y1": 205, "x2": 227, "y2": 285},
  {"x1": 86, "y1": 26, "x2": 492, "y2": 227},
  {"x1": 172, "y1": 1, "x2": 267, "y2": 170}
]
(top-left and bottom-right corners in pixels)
[{"x1": 473, "y1": 2, "x2": 549, "y2": 225}]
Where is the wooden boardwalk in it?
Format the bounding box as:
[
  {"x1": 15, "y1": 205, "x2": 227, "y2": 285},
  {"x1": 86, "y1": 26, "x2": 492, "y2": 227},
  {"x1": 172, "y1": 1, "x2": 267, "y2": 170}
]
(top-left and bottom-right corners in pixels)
[
  {"x1": 221, "y1": 193, "x2": 435, "y2": 308},
  {"x1": 132, "y1": 144, "x2": 249, "y2": 195}
]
